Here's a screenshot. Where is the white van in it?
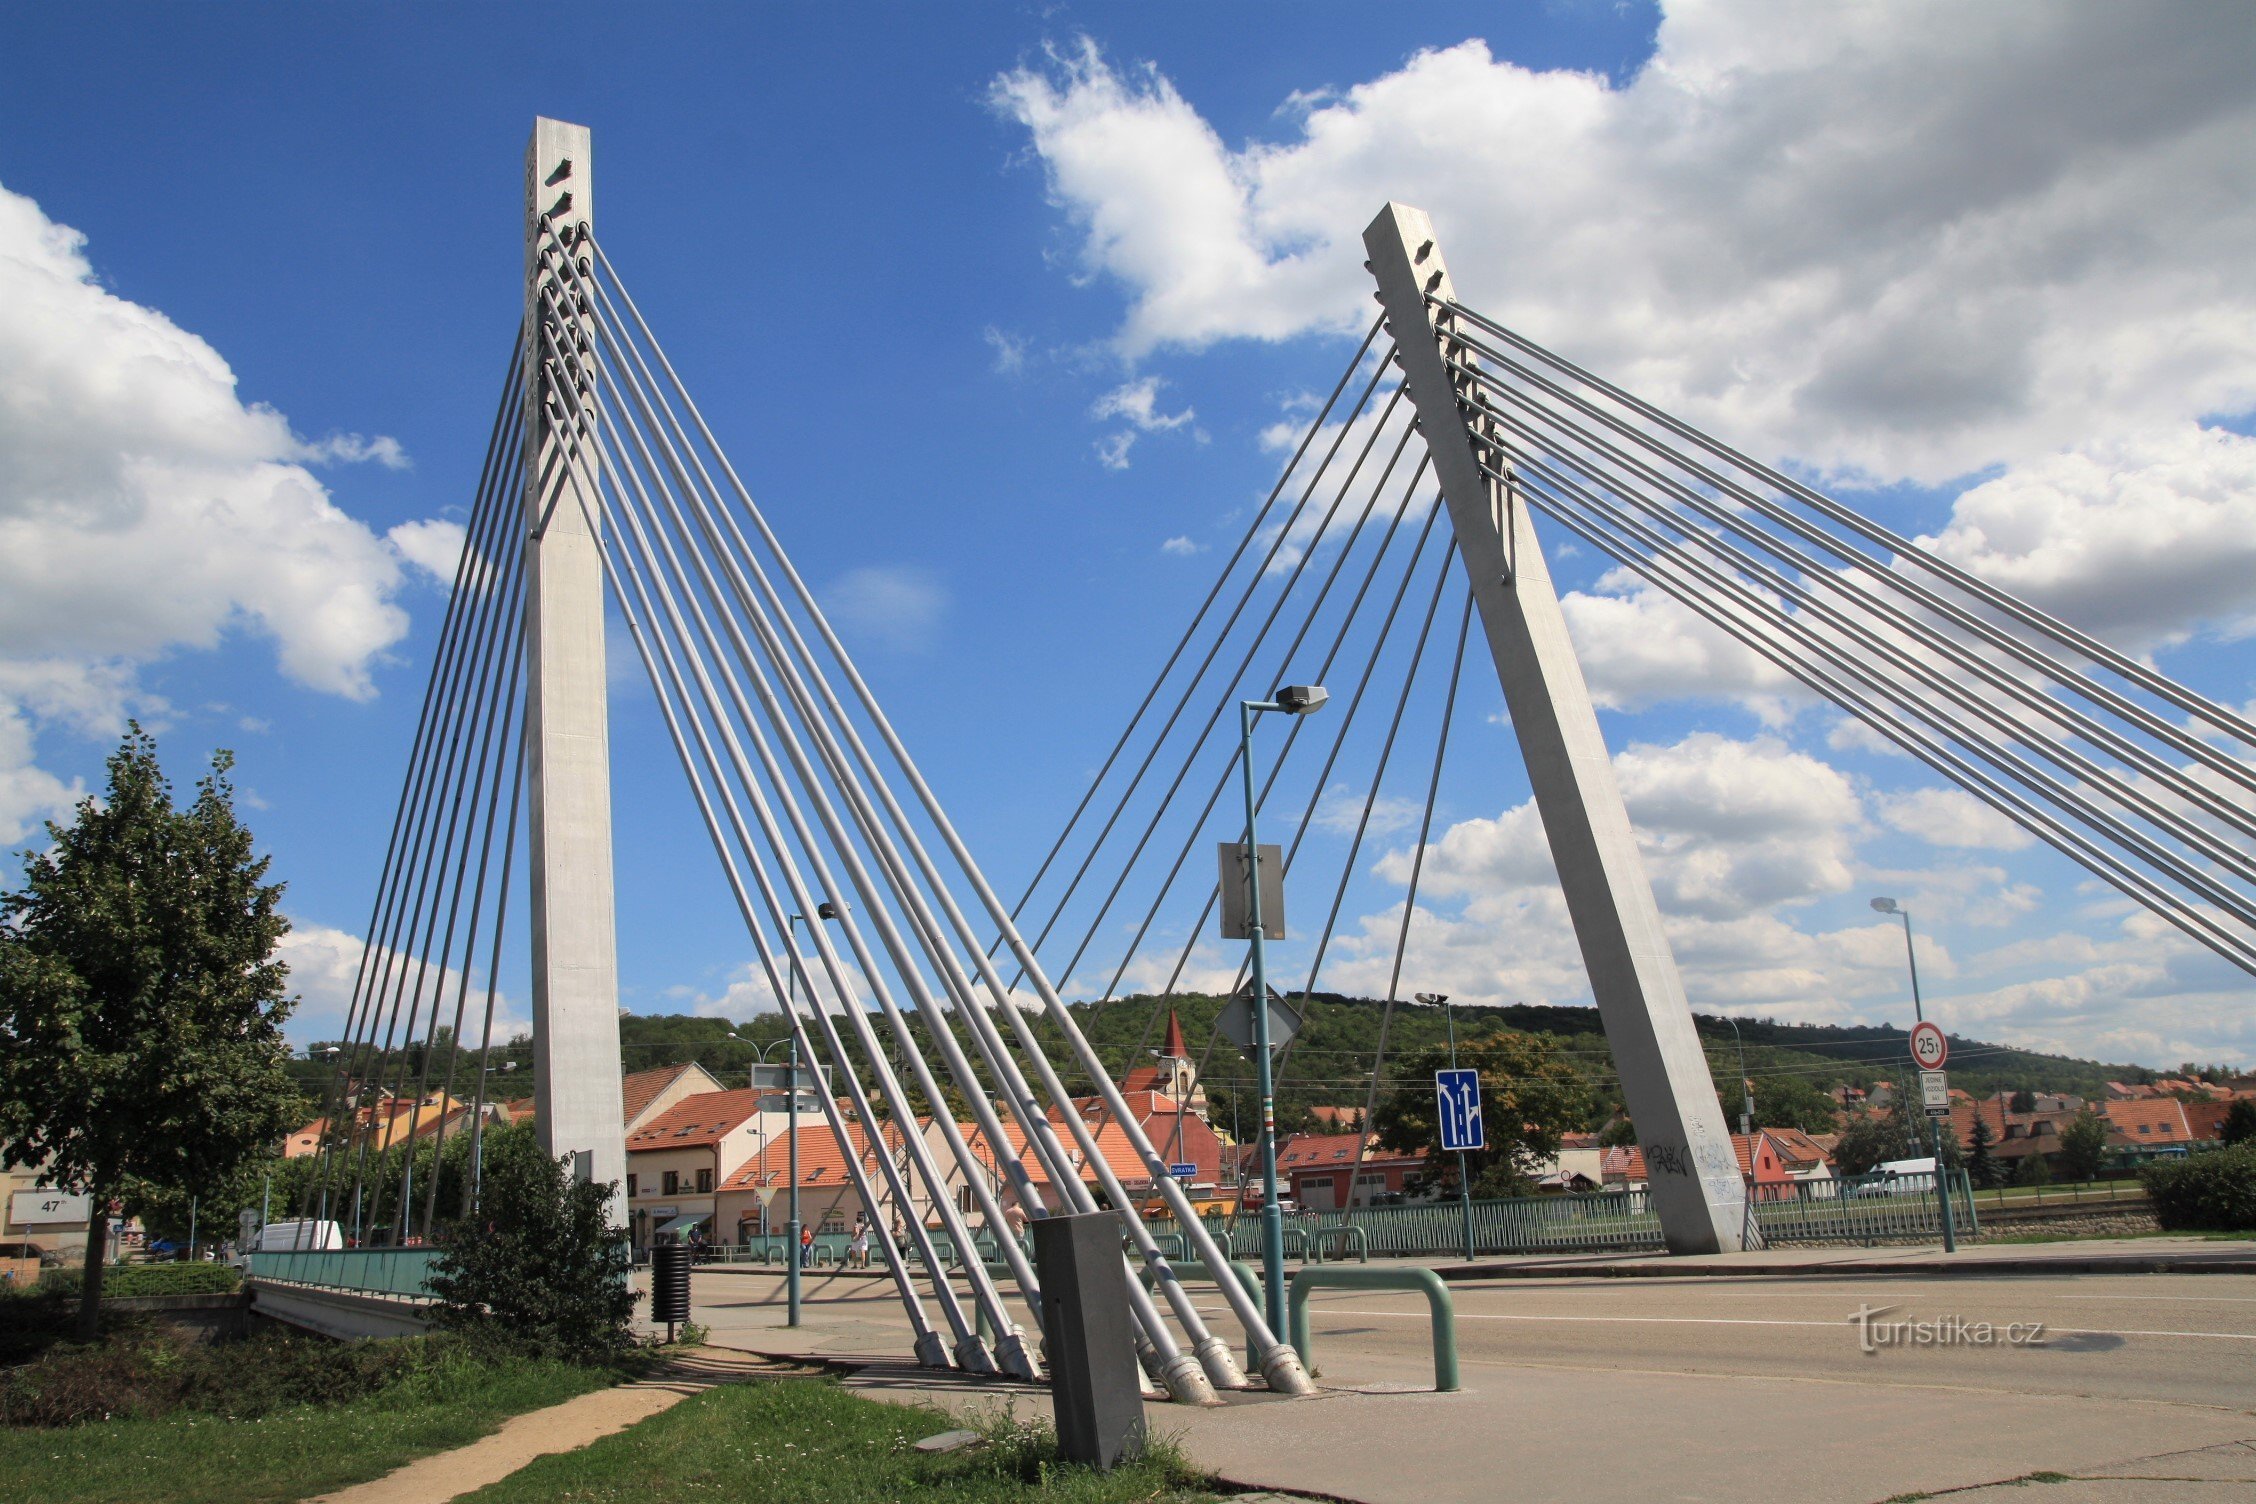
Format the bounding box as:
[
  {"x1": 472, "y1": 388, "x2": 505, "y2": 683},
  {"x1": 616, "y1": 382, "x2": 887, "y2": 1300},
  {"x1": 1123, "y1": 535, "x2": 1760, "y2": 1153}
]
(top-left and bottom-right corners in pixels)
[{"x1": 253, "y1": 1219, "x2": 344, "y2": 1252}]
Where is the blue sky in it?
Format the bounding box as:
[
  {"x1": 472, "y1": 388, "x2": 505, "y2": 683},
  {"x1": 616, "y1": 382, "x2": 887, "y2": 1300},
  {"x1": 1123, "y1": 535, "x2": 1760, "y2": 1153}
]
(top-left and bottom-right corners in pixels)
[{"x1": 3, "y1": 3, "x2": 2252, "y2": 1070}]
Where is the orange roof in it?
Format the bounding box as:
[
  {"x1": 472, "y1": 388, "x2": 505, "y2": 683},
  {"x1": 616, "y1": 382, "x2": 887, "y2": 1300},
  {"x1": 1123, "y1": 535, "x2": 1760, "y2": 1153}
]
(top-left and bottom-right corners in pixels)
[
  {"x1": 622, "y1": 1063, "x2": 699, "y2": 1126},
  {"x1": 2184, "y1": 1099, "x2": 2233, "y2": 1141},
  {"x1": 626, "y1": 1088, "x2": 765, "y2": 1151},
  {"x1": 1602, "y1": 1145, "x2": 1646, "y2": 1181},
  {"x1": 719, "y1": 1117, "x2": 917, "y2": 1193},
  {"x1": 2102, "y1": 1099, "x2": 2193, "y2": 1140},
  {"x1": 1762, "y1": 1127, "x2": 1831, "y2": 1168},
  {"x1": 1276, "y1": 1132, "x2": 1424, "y2": 1172}
]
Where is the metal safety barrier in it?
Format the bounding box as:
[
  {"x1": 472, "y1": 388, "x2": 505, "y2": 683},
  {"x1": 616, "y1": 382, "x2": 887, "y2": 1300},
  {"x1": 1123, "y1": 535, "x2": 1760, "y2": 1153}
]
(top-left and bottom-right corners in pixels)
[
  {"x1": 1288, "y1": 1265, "x2": 1458, "y2": 1392},
  {"x1": 246, "y1": 1248, "x2": 437, "y2": 1297},
  {"x1": 1308, "y1": 1225, "x2": 1369, "y2": 1264}
]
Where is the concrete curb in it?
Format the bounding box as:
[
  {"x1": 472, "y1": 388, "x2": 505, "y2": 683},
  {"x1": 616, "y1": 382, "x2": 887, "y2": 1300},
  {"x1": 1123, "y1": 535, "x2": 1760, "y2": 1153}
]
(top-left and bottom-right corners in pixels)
[{"x1": 1437, "y1": 1254, "x2": 2256, "y2": 1282}]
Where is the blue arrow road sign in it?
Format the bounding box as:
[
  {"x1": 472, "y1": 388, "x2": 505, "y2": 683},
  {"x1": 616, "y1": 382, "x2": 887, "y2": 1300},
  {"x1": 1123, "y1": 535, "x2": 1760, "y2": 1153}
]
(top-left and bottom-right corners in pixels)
[{"x1": 1436, "y1": 1068, "x2": 1485, "y2": 1152}]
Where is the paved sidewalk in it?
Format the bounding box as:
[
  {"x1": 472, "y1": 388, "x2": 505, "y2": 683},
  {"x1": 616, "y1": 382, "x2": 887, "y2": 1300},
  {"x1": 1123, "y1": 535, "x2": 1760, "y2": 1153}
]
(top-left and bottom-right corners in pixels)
[{"x1": 305, "y1": 1349, "x2": 801, "y2": 1504}]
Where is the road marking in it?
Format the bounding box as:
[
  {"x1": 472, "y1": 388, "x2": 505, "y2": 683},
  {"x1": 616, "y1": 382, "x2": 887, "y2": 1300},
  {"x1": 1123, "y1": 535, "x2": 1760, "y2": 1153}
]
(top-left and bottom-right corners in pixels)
[{"x1": 1313, "y1": 1306, "x2": 2256, "y2": 1343}]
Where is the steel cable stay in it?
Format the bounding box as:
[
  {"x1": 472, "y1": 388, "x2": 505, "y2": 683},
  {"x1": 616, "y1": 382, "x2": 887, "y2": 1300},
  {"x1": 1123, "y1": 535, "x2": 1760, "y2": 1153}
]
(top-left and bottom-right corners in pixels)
[
  {"x1": 1436, "y1": 299, "x2": 2256, "y2": 770},
  {"x1": 1446, "y1": 353, "x2": 2256, "y2": 858},
  {"x1": 531, "y1": 314, "x2": 1018, "y2": 1376},
  {"x1": 562, "y1": 231, "x2": 1315, "y2": 1394},
  {"x1": 1485, "y1": 453, "x2": 2256, "y2": 974},
  {"x1": 1339, "y1": 591, "x2": 1476, "y2": 1225},
  {"x1": 546, "y1": 301, "x2": 1269, "y2": 1401},
  {"x1": 1037, "y1": 407, "x2": 1429, "y2": 1016},
  {"x1": 1002, "y1": 372, "x2": 1415, "y2": 989},
  {"x1": 1470, "y1": 435, "x2": 2256, "y2": 947},
  {"x1": 305, "y1": 356, "x2": 527, "y2": 1230},
  {"x1": 535, "y1": 306, "x2": 1056, "y2": 1376}
]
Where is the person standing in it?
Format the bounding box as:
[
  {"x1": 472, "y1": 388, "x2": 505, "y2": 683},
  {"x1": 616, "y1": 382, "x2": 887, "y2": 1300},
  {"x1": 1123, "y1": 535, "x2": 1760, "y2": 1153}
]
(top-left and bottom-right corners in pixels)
[
  {"x1": 848, "y1": 1214, "x2": 871, "y2": 1269},
  {"x1": 798, "y1": 1223, "x2": 815, "y2": 1270}
]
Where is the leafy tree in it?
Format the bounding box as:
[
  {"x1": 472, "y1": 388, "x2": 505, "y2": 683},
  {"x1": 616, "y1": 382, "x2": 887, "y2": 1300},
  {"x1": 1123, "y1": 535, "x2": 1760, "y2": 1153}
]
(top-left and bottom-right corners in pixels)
[
  {"x1": 427, "y1": 1123, "x2": 635, "y2": 1363},
  {"x1": 2222, "y1": 1098, "x2": 2256, "y2": 1147},
  {"x1": 2059, "y1": 1107, "x2": 2110, "y2": 1182},
  {"x1": 1597, "y1": 1118, "x2": 1639, "y2": 1149},
  {"x1": 1832, "y1": 1113, "x2": 1901, "y2": 1176},
  {"x1": 0, "y1": 729, "x2": 296, "y2": 1338},
  {"x1": 1736, "y1": 1073, "x2": 1842, "y2": 1135},
  {"x1": 2010, "y1": 1089, "x2": 2037, "y2": 1113},
  {"x1": 2013, "y1": 1150, "x2": 2052, "y2": 1186},
  {"x1": 1965, "y1": 1113, "x2": 2002, "y2": 1190},
  {"x1": 1371, "y1": 1030, "x2": 1593, "y2": 1197}
]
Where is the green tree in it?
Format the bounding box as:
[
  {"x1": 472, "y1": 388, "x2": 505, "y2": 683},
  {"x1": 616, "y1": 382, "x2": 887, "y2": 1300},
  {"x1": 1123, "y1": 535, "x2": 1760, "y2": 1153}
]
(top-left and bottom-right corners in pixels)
[
  {"x1": 2013, "y1": 1150, "x2": 2052, "y2": 1186},
  {"x1": 1832, "y1": 1113, "x2": 1902, "y2": 1176},
  {"x1": 428, "y1": 1123, "x2": 635, "y2": 1363},
  {"x1": 2222, "y1": 1098, "x2": 2256, "y2": 1147},
  {"x1": 2059, "y1": 1107, "x2": 2110, "y2": 1182},
  {"x1": 1597, "y1": 1117, "x2": 1639, "y2": 1149},
  {"x1": 1740, "y1": 1073, "x2": 1843, "y2": 1135},
  {"x1": 2009, "y1": 1089, "x2": 2037, "y2": 1113},
  {"x1": 1965, "y1": 1112, "x2": 2002, "y2": 1190},
  {"x1": 0, "y1": 728, "x2": 297, "y2": 1337},
  {"x1": 1371, "y1": 1030, "x2": 1593, "y2": 1197}
]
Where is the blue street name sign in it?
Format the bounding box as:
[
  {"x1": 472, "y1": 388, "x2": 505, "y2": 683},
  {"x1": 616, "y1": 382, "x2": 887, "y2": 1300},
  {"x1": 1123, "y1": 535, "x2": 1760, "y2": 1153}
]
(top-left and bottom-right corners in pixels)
[
  {"x1": 1436, "y1": 1068, "x2": 1485, "y2": 1152},
  {"x1": 1168, "y1": 1163, "x2": 1198, "y2": 1180}
]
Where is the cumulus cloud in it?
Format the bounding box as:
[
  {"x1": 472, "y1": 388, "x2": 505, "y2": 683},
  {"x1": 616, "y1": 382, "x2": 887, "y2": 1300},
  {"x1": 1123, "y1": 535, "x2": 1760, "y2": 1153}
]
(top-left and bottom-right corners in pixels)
[
  {"x1": 1160, "y1": 535, "x2": 1204, "y2": 557},
  {"x1": 276, "y1": 920, "x2": 530, "y2": 1053},
  {"x1": 1878, "y1": 786, "x2": 2036, "y2": 851},
  {"x1": 821, "y1": 565, "x2": 948, "y2": 654},
  {"x1": 1092, "y1": 376, "x2": 1194, "y2": 433},
  {"x1": 993, "y1": 10, "x2": 2256, "y2": 482},
  {"x1": 385, "y1": 519, "x2": 469, "y2": 585},
  {"x1": 0, "y1": 179, "x2": 453, "y2": 827}
]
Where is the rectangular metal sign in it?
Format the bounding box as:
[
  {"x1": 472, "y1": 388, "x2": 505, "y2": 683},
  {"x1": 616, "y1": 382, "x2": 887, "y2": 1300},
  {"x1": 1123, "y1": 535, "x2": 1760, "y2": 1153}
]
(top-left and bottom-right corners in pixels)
[
  {"x1": 1168, "y1": 1163, "x2": 1199, "y2": 1180},
  {"x1": 8, "y1": 1190, "x2": 90, "y2": 1225},
  {"x1": 1919, "y1": 1070, "x2": 1950, "y2": 1117},
  {"x1": 1216, "y1": 842, "x2": 1285, "y2": 940},
  {"x1": 1436, "y1": 1068, "x2": 1486, "y2": 1152}
]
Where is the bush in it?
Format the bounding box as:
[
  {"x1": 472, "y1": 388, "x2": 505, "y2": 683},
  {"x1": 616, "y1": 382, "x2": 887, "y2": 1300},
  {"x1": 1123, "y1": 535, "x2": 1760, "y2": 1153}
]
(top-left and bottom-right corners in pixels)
[
  {"x1": 0, "y1": 1329, "x2": 439, "y2": 1427},
  {"x1": 2141, "y1": 1143, "x2": 2256, "y2": 1231},
  {"x1": 40, "y1": 1262, "x2": 240, "y2": 1299},
  {"x1": 426, "y1": 1133, "x2": 636, "y2": 1365}
]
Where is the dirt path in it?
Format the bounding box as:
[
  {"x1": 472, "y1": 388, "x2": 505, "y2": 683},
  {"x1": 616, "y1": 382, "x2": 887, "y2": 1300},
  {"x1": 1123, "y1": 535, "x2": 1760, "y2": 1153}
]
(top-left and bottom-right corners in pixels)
[{"x1": 306, "y1": 1348, "x2": 806, "y2": 1504}]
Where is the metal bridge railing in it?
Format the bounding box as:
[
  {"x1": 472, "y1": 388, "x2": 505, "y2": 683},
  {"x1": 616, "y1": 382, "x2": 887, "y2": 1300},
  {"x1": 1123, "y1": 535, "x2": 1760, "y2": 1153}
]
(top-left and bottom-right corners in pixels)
[{"x1": 246, "y1": 1247, "x2": 439, "y2": 1297}]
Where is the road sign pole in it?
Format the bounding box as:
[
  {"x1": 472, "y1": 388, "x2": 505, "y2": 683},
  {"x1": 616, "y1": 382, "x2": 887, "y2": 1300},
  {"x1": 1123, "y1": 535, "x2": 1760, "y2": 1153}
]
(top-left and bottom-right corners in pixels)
[
  {"x1": 1897, "y1": 918, "x2": 1956, "y2": 1255},
  {"x1": 1447, "y1": 1004, "x2": 1473, "y2": 1262},
  {"x1": 1239, "y1": 700, "x2": 1288, "y2": 1340}
]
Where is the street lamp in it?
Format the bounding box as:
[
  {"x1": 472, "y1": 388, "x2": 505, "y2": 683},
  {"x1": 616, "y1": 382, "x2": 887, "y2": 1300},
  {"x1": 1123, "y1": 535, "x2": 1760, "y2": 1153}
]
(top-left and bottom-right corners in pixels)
[
  {"x1": 1725, "y1": 1016, "x2": 1753, "y2": 1137},
  {"x1": 1871, "y1": 896, "x2": 1955, "y2": 1254},
  {"x1": 468, "y1": 1058, "x2": 518, "y2": 1215},
  {"x1": 1413, "y1": 993, "x2": 1478, "y2": 1263},
  {"x1": 1240, "y1": 684, "x2": 1326, "y2": 1340}
]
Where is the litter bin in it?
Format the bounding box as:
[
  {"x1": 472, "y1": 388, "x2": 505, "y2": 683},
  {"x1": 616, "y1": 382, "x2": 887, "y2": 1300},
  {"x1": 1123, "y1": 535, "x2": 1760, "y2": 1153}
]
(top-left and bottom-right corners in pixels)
[{"x1": 650, "y1": 1243, "x2": 692, "y2": 1342}]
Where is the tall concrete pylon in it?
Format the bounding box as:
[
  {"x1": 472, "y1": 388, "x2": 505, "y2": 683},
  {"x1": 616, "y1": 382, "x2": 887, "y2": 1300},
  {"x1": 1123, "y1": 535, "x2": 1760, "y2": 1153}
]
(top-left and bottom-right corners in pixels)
[
  {"x1": 522, "y1": 117, "x2": 627, "y2": 1222},
  {"x1": 1365, "y1": 202, "x2": 1748, "y2": 1254}
]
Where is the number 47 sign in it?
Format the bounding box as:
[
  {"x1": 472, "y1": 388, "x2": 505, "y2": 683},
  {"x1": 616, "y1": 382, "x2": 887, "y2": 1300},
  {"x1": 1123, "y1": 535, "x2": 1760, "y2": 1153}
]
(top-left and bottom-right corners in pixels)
[{"x1": 1436, "y1": 1068, "x2": 1485, "y2": 1152}]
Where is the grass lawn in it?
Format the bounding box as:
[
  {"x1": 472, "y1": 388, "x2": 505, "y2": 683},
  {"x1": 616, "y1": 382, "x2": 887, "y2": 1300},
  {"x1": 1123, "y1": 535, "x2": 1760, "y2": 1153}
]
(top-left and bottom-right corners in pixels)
[
  {"x1": 459, "y1": 1375, "x2": 1219, "y2": 1504},
  {"x1": 0, "y1": 1352, "x2": 613, "y2": 1504}
]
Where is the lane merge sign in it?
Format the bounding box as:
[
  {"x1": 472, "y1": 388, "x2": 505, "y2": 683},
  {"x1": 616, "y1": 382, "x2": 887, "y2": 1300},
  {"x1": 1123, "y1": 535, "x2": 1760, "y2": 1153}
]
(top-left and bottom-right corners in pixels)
[
  {"x1": 1436, "y1": 1068, "x2": 1485, "y2": 1153},
  {"x1": 1909, "y1": 1020, "x2": 1948, "y2": 1071}
]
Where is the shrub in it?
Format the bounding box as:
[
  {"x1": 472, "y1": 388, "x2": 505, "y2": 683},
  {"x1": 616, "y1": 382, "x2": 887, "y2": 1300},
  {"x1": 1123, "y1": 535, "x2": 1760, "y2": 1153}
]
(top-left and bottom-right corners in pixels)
[
  {"x1": 2141, "y1": 1143, "x2": 2256, "y2": 1231},
  {"x1": 426, "y1": 1133, "x2": 636, "y2": 1365},
  {"x1": 0, "y1": 1329, "x2": 438, "y2": 1427},
  {"x1": 40, "y1": 1261, "x2": 240, "y2": 1298}
]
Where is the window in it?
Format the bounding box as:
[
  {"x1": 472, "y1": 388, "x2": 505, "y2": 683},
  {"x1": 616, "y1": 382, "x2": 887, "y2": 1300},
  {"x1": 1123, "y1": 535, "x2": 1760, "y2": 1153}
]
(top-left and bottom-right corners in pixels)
[
  {"x1": 697, "y1": 1167, "x2": 714, "y2": 1193},
  {"x1": 663, "y1": 1170, "x2": 681, "y2": 1195},
  {"x1": 627, "y1": 1174, "x2": 639, "y2": 1198},
  {"x1": 2137, "y1": 1125, "x2": 2150, "y2": 1135}
]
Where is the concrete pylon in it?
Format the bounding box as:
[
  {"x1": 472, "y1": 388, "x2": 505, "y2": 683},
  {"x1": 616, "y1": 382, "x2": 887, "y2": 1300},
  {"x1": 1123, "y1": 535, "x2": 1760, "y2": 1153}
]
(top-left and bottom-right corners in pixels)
[
  {"x1": 1364, "y1": 202, "x2": 1747, "y2": 1254},
  {"x1": 523, "y1": 118, "x2": 627, "y2": 1224}
]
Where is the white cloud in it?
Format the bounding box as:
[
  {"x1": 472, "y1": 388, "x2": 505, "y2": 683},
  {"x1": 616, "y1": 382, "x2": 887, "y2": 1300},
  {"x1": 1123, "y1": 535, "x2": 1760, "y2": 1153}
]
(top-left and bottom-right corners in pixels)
[
  {"x1": 994, "y1": 11, "x2": 2256, "y2": 483},
  {"x1": 821, "y1": 565, "x2": 948, "y2": 654},
  {"x1": 1091, "y1": 375, "x2": 1194, "y2": 432},
  {"x1": 1160, "y1": 535, "x2": 1204, "y2": 557},
  {"x1": 1878, "y1": 787, "x2": 2036, "y2": 851},
  {"x1": 385, "y1": 519, "x2": 468, "y2": 585},
  {"x1": 1095, "y1": 431, "x2": 1137, "y2": 471},
  {"x1": 1558, "y1": 577, "x2": 1804, "y2": 723},
  {"x1": 276, "y1": 919, "x2": 529, "y2": 1054},
  {"x1": 983, "y1": 325, "x2": 1029, "y2": 376},
  {"x1": 0, "y1": 180, "x2": 452, "y2": 827}
]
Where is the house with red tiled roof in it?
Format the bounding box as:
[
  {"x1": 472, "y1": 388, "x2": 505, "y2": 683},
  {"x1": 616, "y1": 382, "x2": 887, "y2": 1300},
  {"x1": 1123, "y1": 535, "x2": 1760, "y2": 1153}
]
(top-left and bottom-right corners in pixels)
[
  {"x1": 624, "y1": 1088, "x2": 777, "y2": 1252},
  {"x1": 1601, "y1": 1144, "x2": 1647, "y2": 1187},
  {"x1": 1274, "y1": 1132, "x2": 1427, "y2": 1210},
  {"x1": 622, "y1": 1062, "x2": 728, "y2": 1134},
  {"x1": 2101, "y1": 1098, "x2": 2197, "y2": 1160}
]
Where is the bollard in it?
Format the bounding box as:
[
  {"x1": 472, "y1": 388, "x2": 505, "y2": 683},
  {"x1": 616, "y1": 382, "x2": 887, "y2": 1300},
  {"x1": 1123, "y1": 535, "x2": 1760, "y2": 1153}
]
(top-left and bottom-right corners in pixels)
[
  {"x1": 1033, "y1": 1211, "x2": 1146, "y2": 1470},
  {"x1": 1288, "y1": 1265, "x2": 1457, "y2": 1392}
]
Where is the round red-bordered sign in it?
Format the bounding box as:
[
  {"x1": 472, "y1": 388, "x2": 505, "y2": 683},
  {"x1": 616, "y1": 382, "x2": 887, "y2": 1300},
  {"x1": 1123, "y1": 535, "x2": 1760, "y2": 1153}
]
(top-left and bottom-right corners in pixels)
[{"x1": 1909, "y1": 1020, "x2": 1948, "y2": 1070}]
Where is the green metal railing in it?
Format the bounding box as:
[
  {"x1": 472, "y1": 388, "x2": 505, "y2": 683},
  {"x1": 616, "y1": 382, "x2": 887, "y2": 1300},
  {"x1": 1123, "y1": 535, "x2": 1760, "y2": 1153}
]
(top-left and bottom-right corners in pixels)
[
  {"x1": 1288, "y1": 1265, "x2": 1458, "y2": 1391},
  {"x1": 247, "y1": 1248, "x2": 438, "y2": 1297}
]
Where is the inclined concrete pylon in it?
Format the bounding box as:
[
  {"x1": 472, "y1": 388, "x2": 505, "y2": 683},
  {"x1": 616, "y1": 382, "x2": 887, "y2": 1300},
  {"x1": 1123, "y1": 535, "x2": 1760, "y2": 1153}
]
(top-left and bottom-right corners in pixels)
[
  {"x1": 1364, "y1": 202, "x2": 1748, "y2": 1254},
  {"x1": 522, "y1": 117, "x2": 628, "y2": 1222}
]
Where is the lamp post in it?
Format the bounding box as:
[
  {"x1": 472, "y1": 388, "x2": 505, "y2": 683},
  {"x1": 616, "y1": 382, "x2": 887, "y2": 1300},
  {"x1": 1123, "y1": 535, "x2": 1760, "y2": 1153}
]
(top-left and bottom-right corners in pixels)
[
  {"x1": 1414, "y1": 993, "x2": 1477, "y2": 1262},
  {"x1": 779, "y1": 901, "x2": 840, "y2": 1326},
  {"x1": 1871, "y1": 897, "x2": 1956, "y2": 1254},
  {"x1": 1726, "y1": 1016, "x2": 1753, "y2": 1137},
  {"x1": 1240, "y1": 683, "x2": 1327, "y2": 1340}
]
